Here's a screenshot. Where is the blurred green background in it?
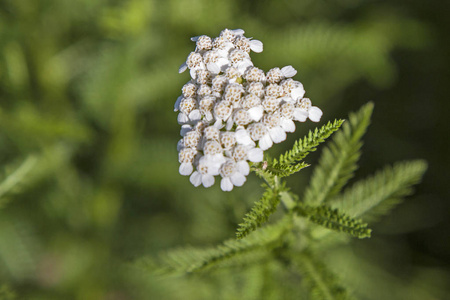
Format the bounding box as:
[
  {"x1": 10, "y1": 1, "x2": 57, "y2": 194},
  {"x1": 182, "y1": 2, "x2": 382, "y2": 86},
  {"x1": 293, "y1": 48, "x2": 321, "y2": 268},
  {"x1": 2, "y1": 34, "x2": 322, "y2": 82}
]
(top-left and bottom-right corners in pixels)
[{"x1": 0, "y1": 0, "x2": 449, "y2": 299}]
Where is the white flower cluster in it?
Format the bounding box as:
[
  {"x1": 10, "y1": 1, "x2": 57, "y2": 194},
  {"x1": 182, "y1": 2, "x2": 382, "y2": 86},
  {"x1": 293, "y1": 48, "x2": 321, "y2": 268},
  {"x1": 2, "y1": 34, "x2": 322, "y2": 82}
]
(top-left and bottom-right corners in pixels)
[{"x1": 175, "y1": 29, "x2": 323, "y2": 191}]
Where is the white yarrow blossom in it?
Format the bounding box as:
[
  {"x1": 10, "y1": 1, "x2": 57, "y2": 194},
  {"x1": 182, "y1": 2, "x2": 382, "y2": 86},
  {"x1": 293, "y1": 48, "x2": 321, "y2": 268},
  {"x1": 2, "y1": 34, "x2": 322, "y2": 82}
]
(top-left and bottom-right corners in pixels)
[
  {"x1": 190, "y1": 155, "x2": 224, "y2": 188},
  {"x1": 249, "y1": 39, "x2": 263, "y2": 53},
  {"x1": 281, "y1": 65, "x2": 297, "y2": 78},
  {"x1": 219, "y1": 159, "x2": 249, "y2": 191},
  {"x1": 175, "y1": 28, "x2": 323, "y2": 191},
  {"x1": 293, "y1": 98, "x2": 323, "y2": 123}
]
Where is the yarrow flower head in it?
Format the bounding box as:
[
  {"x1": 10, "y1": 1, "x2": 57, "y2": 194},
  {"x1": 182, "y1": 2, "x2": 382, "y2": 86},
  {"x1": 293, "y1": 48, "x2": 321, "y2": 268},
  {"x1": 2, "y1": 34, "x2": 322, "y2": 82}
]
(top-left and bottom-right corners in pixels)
[{"x1": 175, "y1": 29, "x2": 323, "y2": 191}]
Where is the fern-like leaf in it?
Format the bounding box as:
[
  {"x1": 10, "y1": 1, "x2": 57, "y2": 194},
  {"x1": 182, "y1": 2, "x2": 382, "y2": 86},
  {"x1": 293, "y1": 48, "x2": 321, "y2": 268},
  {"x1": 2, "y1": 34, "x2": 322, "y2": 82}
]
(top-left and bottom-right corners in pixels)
[
  {"x1": 251, "y1": 163, "x2": 276, "y2": 186},
  {"x1": 303, "y1": 103, "x2": 373, "y2": 206},
  {"x1": 0, "y1": 156, "x2": 38, "y2": 209},
  {"x1": 296, "y1": 204, "x2": 371, "y2": 239},
  {"x1": 294, "y1": 251, "x2": 353, "y2": 300},
  {"x1": 266, "y1": 119, "x2": 343, "y2": 178},
  {"x1": 236, "y1": 183, "x2": 284, "y2": 239},
  {"x1": 265, "y1": 161, "x2": 310, "y2": 178},
  {"x1": 330, "y1": 160, "x2": 428, "y2": 222},
  {"x1": 273, "y1": 119, "x2": 344, "y2": 167},
  {"x1": 139, "y1": 218, "x2": 292, "y2": 276}
]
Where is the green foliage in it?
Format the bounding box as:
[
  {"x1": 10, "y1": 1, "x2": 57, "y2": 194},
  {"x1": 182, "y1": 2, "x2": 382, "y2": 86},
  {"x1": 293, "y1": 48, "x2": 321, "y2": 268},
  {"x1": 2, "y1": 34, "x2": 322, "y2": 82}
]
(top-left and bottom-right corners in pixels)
[
  {"x1": 0, "y1": 213, "x2": 40, "y2": 281},
  {"x1": 140, "y1": 103, "x2": 428, "y2": 300},
  {"x1": 139, "y1": 218, "x2": 292, "y2": 276},
  {"x1": 267, "y1": 119, "x2": 344, "y2": 178},
  {"x1": 303, "y1": 102, "x2": 373, "y2": 206},
  {"x1": 294, "y1": 251, "x2": 353, "y2": 300},
  {"x1": 238, "y1": 120, "x2": 345, "y2": 239},
  {"x1": 0, "y1": 284, "x2": 16, "y2": 300},
  {"x1": 236, "y1": 182, "x2": 284, "y2": 239},
  {"x1": 0, "y1": 0, "x2": 441, "y2": 298},
  {"x1": 264, "y1": 161, "x2": 310, "y2": 178},
  {"x1": 0, "y1": 156, "x2": 37, "y2": 209},
  {"x1": 296, "y1": 204, "x2": 372, "y2": 239},
  {"x1": 330, "y1": 160, "x2": 428, "y2": 222}
]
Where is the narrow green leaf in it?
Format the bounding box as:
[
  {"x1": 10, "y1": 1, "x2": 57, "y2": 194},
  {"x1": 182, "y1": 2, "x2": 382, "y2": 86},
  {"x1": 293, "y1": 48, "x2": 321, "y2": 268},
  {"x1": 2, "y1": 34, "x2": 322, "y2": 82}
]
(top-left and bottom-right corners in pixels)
[
  {"x1": 294, "y1": 251, "x2": 353, "y2": 300},
  {"x1": 267, "y1": 119, "x2": 344, "y2": 177},
  {"x1": 296, "y1": 204, "x2": 371, "y2": 239},
  {"x1": 236, "y1": 184, "x2": 282, "y2": 239},
  {"x1": 330, "y1": 160, "x2": 428, "y2": 222},
  {"x1": 303, "y1": 102, "x2": 373, "y2": 206},
  {"x1": 0, "y1": 156, "x2": 38, "y2": 209},
  {"x1": 139, "y1": 218, "x2": 292, "y2": 276},
  {"x1": 251, "y1": 163, "x2": 276, "y2": 187},
  {"x1": 265, "y1": 162, "x2": 310, "y2": 178}
]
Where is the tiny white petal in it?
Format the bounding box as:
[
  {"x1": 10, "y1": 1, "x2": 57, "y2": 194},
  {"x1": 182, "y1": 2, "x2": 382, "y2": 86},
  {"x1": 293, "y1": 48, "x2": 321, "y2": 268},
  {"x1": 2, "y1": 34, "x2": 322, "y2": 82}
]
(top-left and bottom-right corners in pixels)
[
  {"x1": 174, "y1": 96, "x2": 182, "y2": 112},
  {"x1": 248, "y1": 148, "x2": 263, "y2": 162},
  {"x1": 259, "y1": 134, "x2": 273, "y2": 150},
  {"x1": 237, "y1": 161, "x2": 250, "y2": 176},
  {"x1": 177, "y1": 113, "x2": 189, "y2": 124},
  {"x1": 207, "y1": 63, "x2": 221, "y2": 74},
  {"x1": 308, "y1": 106, "x2": 323, "y2": 122},
  {"x1": 291, "y1": 85, "x2": 305, "y2": 100},
  {"x1": 269, "y1": 126, "x2": 287, "y2": 143},
  {"x1": 232, "y1": 29, "x2": 245, "y2": 36},
  {"x1": 248, "y1": 106, "x2": 264, "y2": 121},
  {"x1": 216, "y1": 57, "x2": 229, "y2": 69},
  {"x1": 221, "y1": 63, "x2": 231, "y2": 73},
  {"x1": 281, "y1": 66, "x2": 297, "y2": 78},
  {"x1": 208, "y1": 165, "x2": 221, "y2": 176},
  {"x1": 281, "y1": 119, "x2": 296, "y2": 132},
  {"x1": 202, "y1": 174, "x2": 215, "y2": 188},
  {"x1": 179, "y1": 163, "x2": 193, "y2": 176},
  {"x1": 209, "y1": 153, "x2": 227, "y2": 165},
  {"x1": 214, "y1": 119, "x2": 225, "y2": 129},
  {"x1": 235, "y1": 129, "x2": 254, "y2": 145},
  {"x1": 236, "y1": 60, "x2": 253, "y2": 74},
  {"x1": 189, "y1": 109, "x2": 202, "y2": 122},
  {"x1": 249, "y1": 40, "x2": 263, "y2": 53},
  {"x1": 179, "y1": 62, "x2": 188, "y2": 73},
  {"x1": 221, "y1": 177, "x2": 234, "y2": 191},
  {"x1": 223, "y1": 42, "x2": 234, "y2": 52},
  {"x1": 180, "y1": 124, "x2": 192, "y2": 136},
  {"x1": 225, "y1": 117, "x2": 234, "y2": 130},
  {"x1": 293, "y1": 109, "x2": 308, "y2": 122},
  {"x1": 230, "y1": 173, "x2": 246, "y2": 186},
  {"x1": 177, "y1": 139, "x2": 184, "y2": 151},
  {"x1": 189, "y1": 68, "x2": 197, "y2": 79},
  {"x1": 212, "y1": 120, "x2": 223, "y2": 129},
  {"x1": 190, "y1": 171, "x2": 202, "y2": 186},
  {"x1": 280, "y1": 96, "x2": 295, "y2": 103},
  {"x1": 205, "y1": 111, "x2": 214, "y2": 122}
]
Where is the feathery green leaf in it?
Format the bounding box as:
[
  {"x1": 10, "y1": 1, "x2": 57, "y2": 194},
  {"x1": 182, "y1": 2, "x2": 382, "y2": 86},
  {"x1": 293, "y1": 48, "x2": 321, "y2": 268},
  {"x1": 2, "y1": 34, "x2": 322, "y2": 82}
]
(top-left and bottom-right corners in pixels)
[
  {"x1": 251, "y1": 163, "x2": 276, "y2": 187},
  {"x1": 276, "y1": 119, "x2": 344, "y2": 166},
  {"x1": 330, "y1": 160, "x2": 428, "y2": 222},
  {"x1": 0, "y1": 156, "x2": 38, "y2": 209},
  {"x1": 141, "y1": 218, "x2": 292, "y2": 276},
  {"x1": 294, "y1": 251, "x2": 353, "y2": 300},
  {"x1": 236, "y1": 183, "x2": 284, "y2": 239},
  {"x1": 264, "y1": 161, "x2": 310, "y2": 178},
  {"x1": 296, "y1": 204, "x2": 371, "y2": 239},
  {"x1": 266, "y1": 119, "x2": 343, "y2": 178},
  {"x1": 303, "y1": 103, "x2": 373, "y2": 206}
]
